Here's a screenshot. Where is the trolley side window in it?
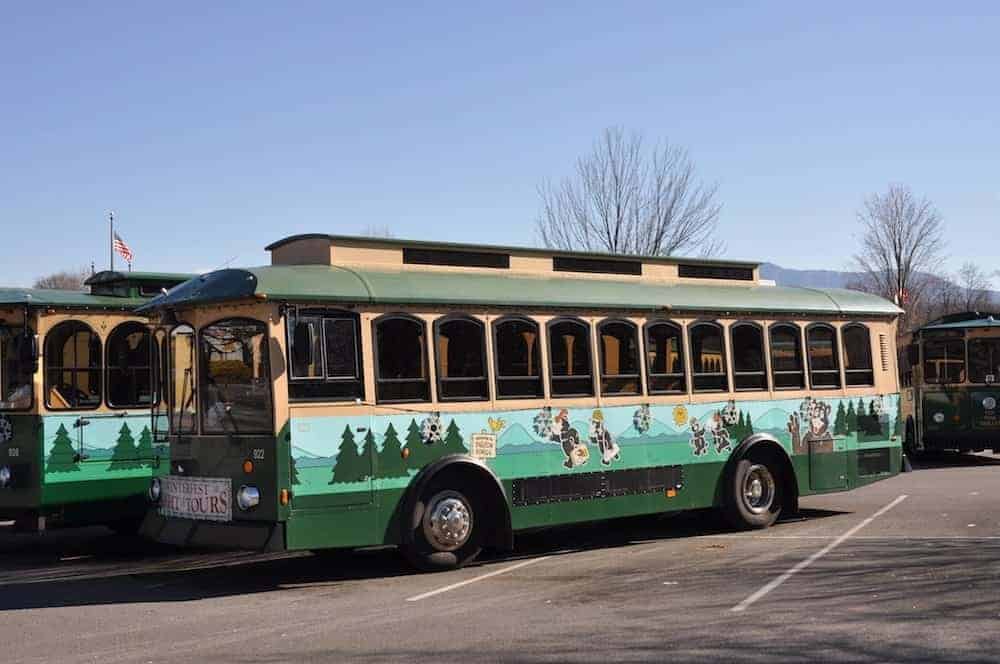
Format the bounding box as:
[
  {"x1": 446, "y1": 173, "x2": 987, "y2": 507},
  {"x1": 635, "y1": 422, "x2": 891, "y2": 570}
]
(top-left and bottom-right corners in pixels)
[
  {"x1": 967, "y1": 338, "x2": 1000, "y2": 384},
  {"x1": 288, "y1": 310, "x2": 364, "y2": 401},
  {"x1": 44, "y1": 321, "x2": 102, "y2": 410},
  {"x1": 923, "y1": 339, "x2": 965, "y2": 384}
]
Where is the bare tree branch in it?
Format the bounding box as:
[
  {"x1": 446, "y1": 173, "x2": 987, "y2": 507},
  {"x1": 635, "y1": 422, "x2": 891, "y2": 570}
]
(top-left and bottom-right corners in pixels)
[
  {"x1": 33, "y1": 268, "x2": 91, "y2": 291},
  {"x1": 536, "y1": 127, "x2": 723, "y2": 257}
]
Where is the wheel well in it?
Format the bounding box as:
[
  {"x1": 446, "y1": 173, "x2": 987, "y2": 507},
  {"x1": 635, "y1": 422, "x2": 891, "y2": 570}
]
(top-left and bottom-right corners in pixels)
[
  {"x1": 730, "y1": 436, "x2": 798, "y2": 515},
  {"x1": 404, "y1": 457, "x2": 513, "y2": 551}
]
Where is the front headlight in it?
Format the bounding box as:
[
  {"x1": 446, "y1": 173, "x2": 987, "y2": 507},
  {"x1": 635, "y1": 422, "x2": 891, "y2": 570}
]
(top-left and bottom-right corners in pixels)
[
  {"x1": 148, "y1": 477, "x2": 161, "y2": 502},
  {"x1": 932, "y1": 412, "x2": 945, "y2": 424},
  {"x1": 237, "y1": 485, "x2": 260, "y2": 511},
  {"x1": 0, "y1": 465, "x2": 10, "y2": 488}
]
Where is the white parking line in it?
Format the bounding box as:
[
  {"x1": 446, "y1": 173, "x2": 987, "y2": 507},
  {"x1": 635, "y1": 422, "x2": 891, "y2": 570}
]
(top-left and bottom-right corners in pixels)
[
  {"x1": 730, "y1": 494, "x2": 908, "y2": 613},
  {"x1": 406, "y1": 556, "x2": 552, "y2": 602}
]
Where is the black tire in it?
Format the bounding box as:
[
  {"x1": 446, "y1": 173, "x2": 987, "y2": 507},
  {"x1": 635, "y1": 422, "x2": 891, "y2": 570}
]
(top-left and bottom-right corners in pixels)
[
  {"x1": 402, "y1": 487, "x2": 483, "y2": 572},
  {"x1": 723, "y1": 457, "x2": 782, "y2": 530}
]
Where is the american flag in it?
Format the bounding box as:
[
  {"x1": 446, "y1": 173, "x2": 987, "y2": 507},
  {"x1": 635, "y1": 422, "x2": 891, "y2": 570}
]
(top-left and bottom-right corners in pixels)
[{"x1": 113, "y1": 232, "x2": 134, "y2": 264}]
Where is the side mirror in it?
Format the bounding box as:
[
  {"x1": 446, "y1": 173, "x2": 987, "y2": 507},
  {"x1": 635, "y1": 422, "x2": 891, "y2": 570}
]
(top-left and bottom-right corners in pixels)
[
  {"x1": 291, "y1": 321, "x2": 316, "y2": 372},
  {"x1": 906, "y1": 344, "x2": 918, "y2": 365}
]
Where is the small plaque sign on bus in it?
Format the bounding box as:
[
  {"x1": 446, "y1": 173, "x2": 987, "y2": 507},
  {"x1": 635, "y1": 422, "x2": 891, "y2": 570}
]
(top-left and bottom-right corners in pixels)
[
  {"x1": 470, "y1": 432, "x2": 497, "y2": 459},
  {"x1": 160, "y1": 476, "x2": 232, "y2": 522}
]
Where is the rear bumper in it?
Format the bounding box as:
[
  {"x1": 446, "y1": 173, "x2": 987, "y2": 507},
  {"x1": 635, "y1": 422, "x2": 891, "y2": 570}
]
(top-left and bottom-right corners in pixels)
[
  {"x1": 140, "y1": 511, "x2": 286, "y2": 551},
  {"x1": 922, "y1": 431, "x2": 998, "y2": 452}
]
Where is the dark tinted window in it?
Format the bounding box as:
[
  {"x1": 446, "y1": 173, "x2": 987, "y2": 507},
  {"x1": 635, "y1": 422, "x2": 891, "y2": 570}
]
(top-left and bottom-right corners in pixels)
[
  {"x1": 689, "y1": 322, "x2": 727, "y2": 392},
  {"x1": 169, "y1": 325, "x2": 197, "y2": 434},
  {"x1": 435, "y1": 317, "x2": 487, "y2": 400},
  {"x1": 493, "y1": 318, "x2": 542, "y2": 398},
  {"x1": 923, "y1": 339, "x2": 965, "y2": 384},
  {"x1": 731, "y1": 323, "x2": 766, "y2": 390},
  {"x1": 199, "y1": 319, "x2": 273, "y2": 434},
  {"x1": 967, "y1": 339, "x2": 1000, "y2": 383},
  {"x1": 44, "y1": 321, "x2": 102, "y2": 409},
  {"x1": 842, "y1": 324, "x2": 874, "y2": 386},
  {"x1": 0, "y1": 328, "x2": 34, "y2": 410},
  {"x1": 807, "y1": 324, "x2": 841, "y2": 388},
  {"x1": 375, "y1": 316, "x2": 429, "y2": 402},
  {"x1": 287, "y1": 311, "x2": 364, "y2": 401},
  {"x1": 106, "y1": 322, "x2": 153, "y2": 407},
  {"x1": 770, "y1": 324, "x2": 804, "y2": 389},
  {"x1": 645, "y1": 321, "x2": 685, "y2": 394},
  {"x1": 598, "y1": 320, "x2": 640, "y2": 395},
  {"x1": 548, "y1": 319, "x2": 594, "y2": 397}
]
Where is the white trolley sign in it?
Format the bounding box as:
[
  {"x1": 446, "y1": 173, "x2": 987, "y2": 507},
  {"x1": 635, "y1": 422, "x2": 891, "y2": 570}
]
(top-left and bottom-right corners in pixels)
[
  {"x1": 469, "y1": 432, "x2": 497, "y2": 459},
  {"x1": 160, "y1": 476, "x2": 233, "y2": 522}
]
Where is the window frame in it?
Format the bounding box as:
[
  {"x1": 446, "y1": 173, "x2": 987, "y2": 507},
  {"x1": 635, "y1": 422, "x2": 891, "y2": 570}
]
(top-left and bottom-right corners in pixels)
[
  {"x1": 643, "y1": 320, "x2": 687, "y2": 395},
  {"x1": 433, "y1": 313, "x2": 489, "y2": 402},
  {"x1": 841, "y1": 322, "x2": 875, "y2": 387},
  {"x1": 768, "y1": 322, "x2": 805, "y2": 391},
  {"x1": 372, "y1": 313, "x2": 431, "y2": 404},
  {"x1": 688, "y1": 320, "x2": 729, "y2": 393},
  {"x1": 921, "y1": 337, "x2": 966, "y2": 385},
  {"x1": 105, "y1": 321, "x2": 154, "y2": 409},
  {"x1": 0, "y1": 325, "x2": 36, "y2": 412},
  {"x1": 596, "y1": 318, "x2": 642, "y2": 397},
  {"x1": 197, "y1": 316, "x2": 275, "y2": 436},
  {"x1": 44, "y1": 319, "x2": 103, "y2": 411},
  {"x1": 546, "y1": 316, "x2": 595, "y2": 398},
  {"x1": 965, "y1": 338, "x2": 1000, "y2": 385},
  {"x1": 806, "y1": 322, "x2": 842, "y2": 389},
  {"x1": 167, "y1": 322, "x2": 198, "y2": 435},
  {"x1": 285, "y1": 308, "x2": 365, "y2": 403},
  {"x1": 491, "y1": 315, "x2": 544, "y2": 400},
  {"x1": 729, "y1": 321, "x2": 768, "y2": 392}
]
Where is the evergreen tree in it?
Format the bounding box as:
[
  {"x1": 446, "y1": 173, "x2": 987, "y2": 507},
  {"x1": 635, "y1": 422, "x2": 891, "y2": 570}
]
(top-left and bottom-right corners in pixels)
[
  {"x1": 442, "y1": 419, "x2": 467, "y2": 454},
  {"x1": 737, "y1": 412, "x2": 746, "y2": 439},
  {"x1": 404, "y1": 418, "x2": 429, "y2": 470},
  {"x1": 893, "y1": 399, "x2": 903, "y2": 437},
  {"x1": 290, "y1": 456, "x2": 300, "y2": 485},
  {"x1": 47, "y1": 424, "x2": 80, "y2": 473},
  {"x1": 378, "y1": 423, "x2": 408, "y2": 478},
  {"x1": 108, "y1": 423, "x2": 141, "y2": 470},
  {"x1": 331, "y1": 425, "x2": 362, "y2": 484},
  {"x1": 833, "y1": 402, "x2": 847, "y2": 436},
  {"x1": 359, "y1": 430, "x2": 377, "y2": 480},
  {"x1": 867, "y1": 400, "x2": 883, "y2": 435},
  {"x1": 136, "y1": 426, "x2": 154, "y2": 466},
  {"x1": 745, "y1": 411, "x2": 754, "y2": 436},
  {"x1": 845, "y1": 401, "x2": 857, "y2": 434}
]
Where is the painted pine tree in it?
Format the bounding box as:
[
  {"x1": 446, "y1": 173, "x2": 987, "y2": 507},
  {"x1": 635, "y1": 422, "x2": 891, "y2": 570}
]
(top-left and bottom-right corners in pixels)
[
  {"x1": 109, "y1": 423, "x2": 142, "y2": 470},
  {"x1": 442, "y1": 419, "x2": 468, "y2": 454},
  {"x1": 893, "y1": 398, "x2": 903, "y2": 437},
  {"x1": 136, "y1": 426, "x2": 154, "y2": 466},
  {"x1": 845, "y1": 401, "x2": 857, "y2": 434},
  {"x1": 330, "y1": 424, "x2": 362, "y2": 484},
  {"x1": 404, "y1": 418, "x2": 428, "y2": 470},
  {"x1": 834, "y1": 402, "x2": 848, "y2": 436},
  {"x1": 745, "y1": 411, "x2": 754, "y2": 436},
  {"x1": 290, "y1": 456, "x2": 300, "y2": 485},
  {"x1": 47, "y1": 424, "x2": 80, "y2": 473},
  {"x1": 359, "y1": 430, "x2": 377, "y2": 480},
  {"x1": 378, "y1": 423, "x2": 408, "y2": 478}
]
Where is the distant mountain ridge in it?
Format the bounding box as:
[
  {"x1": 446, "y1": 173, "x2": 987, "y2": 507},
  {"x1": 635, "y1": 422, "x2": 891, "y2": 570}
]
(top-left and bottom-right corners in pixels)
[{"x1": 759, "y1": 263, "x2": 860, "y2": 289}]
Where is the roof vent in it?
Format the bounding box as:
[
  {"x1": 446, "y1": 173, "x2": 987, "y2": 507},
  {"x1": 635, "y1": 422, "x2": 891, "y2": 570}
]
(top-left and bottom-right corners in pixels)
[
  {"x1": 552, "y1": 256, "x2": 642, "y2": 276},
  {"x1": 402, "y1": 247, "x2": 510, "y2": 269},
  {"x1": 678, "y1": 264, "x2": 754, "y2": 281}
]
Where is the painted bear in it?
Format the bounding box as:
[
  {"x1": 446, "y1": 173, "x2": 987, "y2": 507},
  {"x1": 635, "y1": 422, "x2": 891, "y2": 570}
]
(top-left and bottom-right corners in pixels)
[
  {"x1": 554, "y1": 409, "x2": 589, "y2": 468},
  {"x1": 788, "y1": 399, "x2": 833, "y2": 454},
  {"x1": 589, "y1": 410, "x2": 621, "y2": 465},
  {"x1": 689, "y1": 417, "x2": 708, "y2": 456},
  {"x1": 709, "y1": 412, "x2": 732, "y2": 454}
]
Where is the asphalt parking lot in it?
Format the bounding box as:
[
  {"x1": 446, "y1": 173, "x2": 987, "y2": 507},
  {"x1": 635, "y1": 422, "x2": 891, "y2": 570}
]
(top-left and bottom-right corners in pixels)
[{"x1": 3, "y1": 454, "x2": 1000, "y2": 664}]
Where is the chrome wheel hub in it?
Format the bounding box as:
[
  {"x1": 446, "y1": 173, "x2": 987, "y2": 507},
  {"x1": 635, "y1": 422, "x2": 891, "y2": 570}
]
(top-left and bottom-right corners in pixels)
[
  {"x1": 424, "y1": 493, "x2": 473, "y2": 552},
  {"x1": 742, "y1": 464, "x2": 775, "y2": 515}
]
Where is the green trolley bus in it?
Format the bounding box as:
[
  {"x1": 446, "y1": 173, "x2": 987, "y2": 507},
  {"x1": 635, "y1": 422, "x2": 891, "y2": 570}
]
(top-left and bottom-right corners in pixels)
[
  {"x1": 0, "y1": 270, "x2": 189, "y2": 531},
  {"x1": 140, "y1": 235, "x2": 903, "y2": 569},
  {"x1": 899, "y1": 311, "x2": 1000, "y2": 455}
]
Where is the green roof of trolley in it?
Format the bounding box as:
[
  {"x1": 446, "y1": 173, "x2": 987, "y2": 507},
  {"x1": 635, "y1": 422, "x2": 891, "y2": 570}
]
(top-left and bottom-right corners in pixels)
[
  {"x1": 0, "y1": 271, "x2": 194, "y2": 311},
  {"x1": 920, "y1": 313, "x2": 1000, "y2": 331},
  {"x1": 139, "y1": 265, "x2": 902, "y2": 317}
]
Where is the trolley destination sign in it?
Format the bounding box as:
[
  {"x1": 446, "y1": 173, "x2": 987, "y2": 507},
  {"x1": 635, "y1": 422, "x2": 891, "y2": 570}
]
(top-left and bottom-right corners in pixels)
[{"x1": 159, "y1": 476, "x2": 232, "y2": 522}]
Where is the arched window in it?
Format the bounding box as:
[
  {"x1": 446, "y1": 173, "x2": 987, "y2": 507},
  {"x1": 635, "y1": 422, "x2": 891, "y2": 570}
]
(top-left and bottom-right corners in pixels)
[
  {"x1": 770, "y1": 323, "x2": 805, "y2": 389},
  {"x1": 645, "y1": 321, "x2": 685, "y2": 394},
  {"x1": 169, "y1": 325, "x2": 197, "y2": 433},
  {"x1": 106, "y1": 322, "x2": 153, "y2": 407},
  {"x1": 598, "y1": 319, "x2": 640, "y2": 396},
  {"x1": 807, "y1": 324, "x2": 841, "y2": 388},
  {"x1": 287, "y1": 309, "x2": 364, "y2": 401},
  {"x1": 689, "y1": 322, "x2": 728, "y2": 392},
  {"x1": 547, "y1": 318, "x2": 594, "y2": 397},
  {"x1": 44, "y1": 320, "x2": 102, "y2": 410},
  {"x1": 731, "y1": 322, "x2": 766, "y2": 391},
  {"x1": 199, "y1": 318, "x2": 273, "y2": 434},
  {"x1": 493, "y1": 317, "x2": 542, "y2": 398},
  {"x1": 842, "y1": 324, "x2": 874, "y2": 386},
  {"x1": 374, "y1": 315, "x2": 429, "y2": 403},
  {"x1": 435, "y1": 315, "x2": 487, "y2": 401}
]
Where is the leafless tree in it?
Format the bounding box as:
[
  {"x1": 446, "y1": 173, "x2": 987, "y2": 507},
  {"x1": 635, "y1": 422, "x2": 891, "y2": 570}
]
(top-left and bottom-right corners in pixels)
[
  {"x1": 957, "y1": 261, "x2": 994, "y2": 312},
  {"x1": 536, "y1": 127, "x2": 722, "y2": 257},
  {"x1": 33, "y1": 268, "x2": 91, "y2": 291},
  {"x1": 852, "y1": 184, "x2": 945, "y2": 329}
]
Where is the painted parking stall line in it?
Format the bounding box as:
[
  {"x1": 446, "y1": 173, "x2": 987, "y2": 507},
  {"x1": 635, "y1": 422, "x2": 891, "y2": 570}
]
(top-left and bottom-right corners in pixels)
[
  {"x1": 731, "y1": 494, "x2": 908, "y2": 613},
  {"x1": 406, "y1": 556, "x2": 552, "y2": 602}
]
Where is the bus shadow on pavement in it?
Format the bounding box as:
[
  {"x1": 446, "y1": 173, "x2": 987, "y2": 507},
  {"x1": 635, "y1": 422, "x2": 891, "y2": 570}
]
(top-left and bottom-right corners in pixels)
[
  {"x1": 0, "y1": 507, "x2": 848, "y2": 611},
  {"x1": 908, "y1": 451, "x2": 1000, "y2": 470}
]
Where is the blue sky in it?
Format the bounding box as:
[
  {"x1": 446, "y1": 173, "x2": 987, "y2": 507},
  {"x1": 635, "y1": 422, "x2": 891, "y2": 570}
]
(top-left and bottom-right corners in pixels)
[{"x1": 2, "y1": 2, "x2": 997, "y2": 286}]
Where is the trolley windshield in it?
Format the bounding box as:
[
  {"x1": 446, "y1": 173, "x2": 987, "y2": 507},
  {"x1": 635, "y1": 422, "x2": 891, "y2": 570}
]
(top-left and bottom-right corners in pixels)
[
  {"x1": 0, "y1": 327, "x2": 34, "y2": 410},
  {"x1": 198, "y1": 318, "x2": 273, "y2": 434}
]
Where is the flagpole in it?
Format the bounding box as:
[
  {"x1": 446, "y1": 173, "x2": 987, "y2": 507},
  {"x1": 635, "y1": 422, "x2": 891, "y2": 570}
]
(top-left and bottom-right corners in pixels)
[{"x1": 109, "y1": 211, "x2": 115, "y2": 272}]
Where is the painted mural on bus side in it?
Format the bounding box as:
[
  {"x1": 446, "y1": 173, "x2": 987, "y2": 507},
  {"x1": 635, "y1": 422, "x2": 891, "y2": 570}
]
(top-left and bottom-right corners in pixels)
[{"x1": 285, "y1": 394, "x2": 900, "y2": 496}]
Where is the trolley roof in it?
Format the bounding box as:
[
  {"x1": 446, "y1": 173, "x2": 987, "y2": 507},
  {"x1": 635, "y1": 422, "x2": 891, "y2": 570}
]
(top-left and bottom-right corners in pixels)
[{"x1": 0, "y1": 271, "x2": 192, "y2": 311}]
